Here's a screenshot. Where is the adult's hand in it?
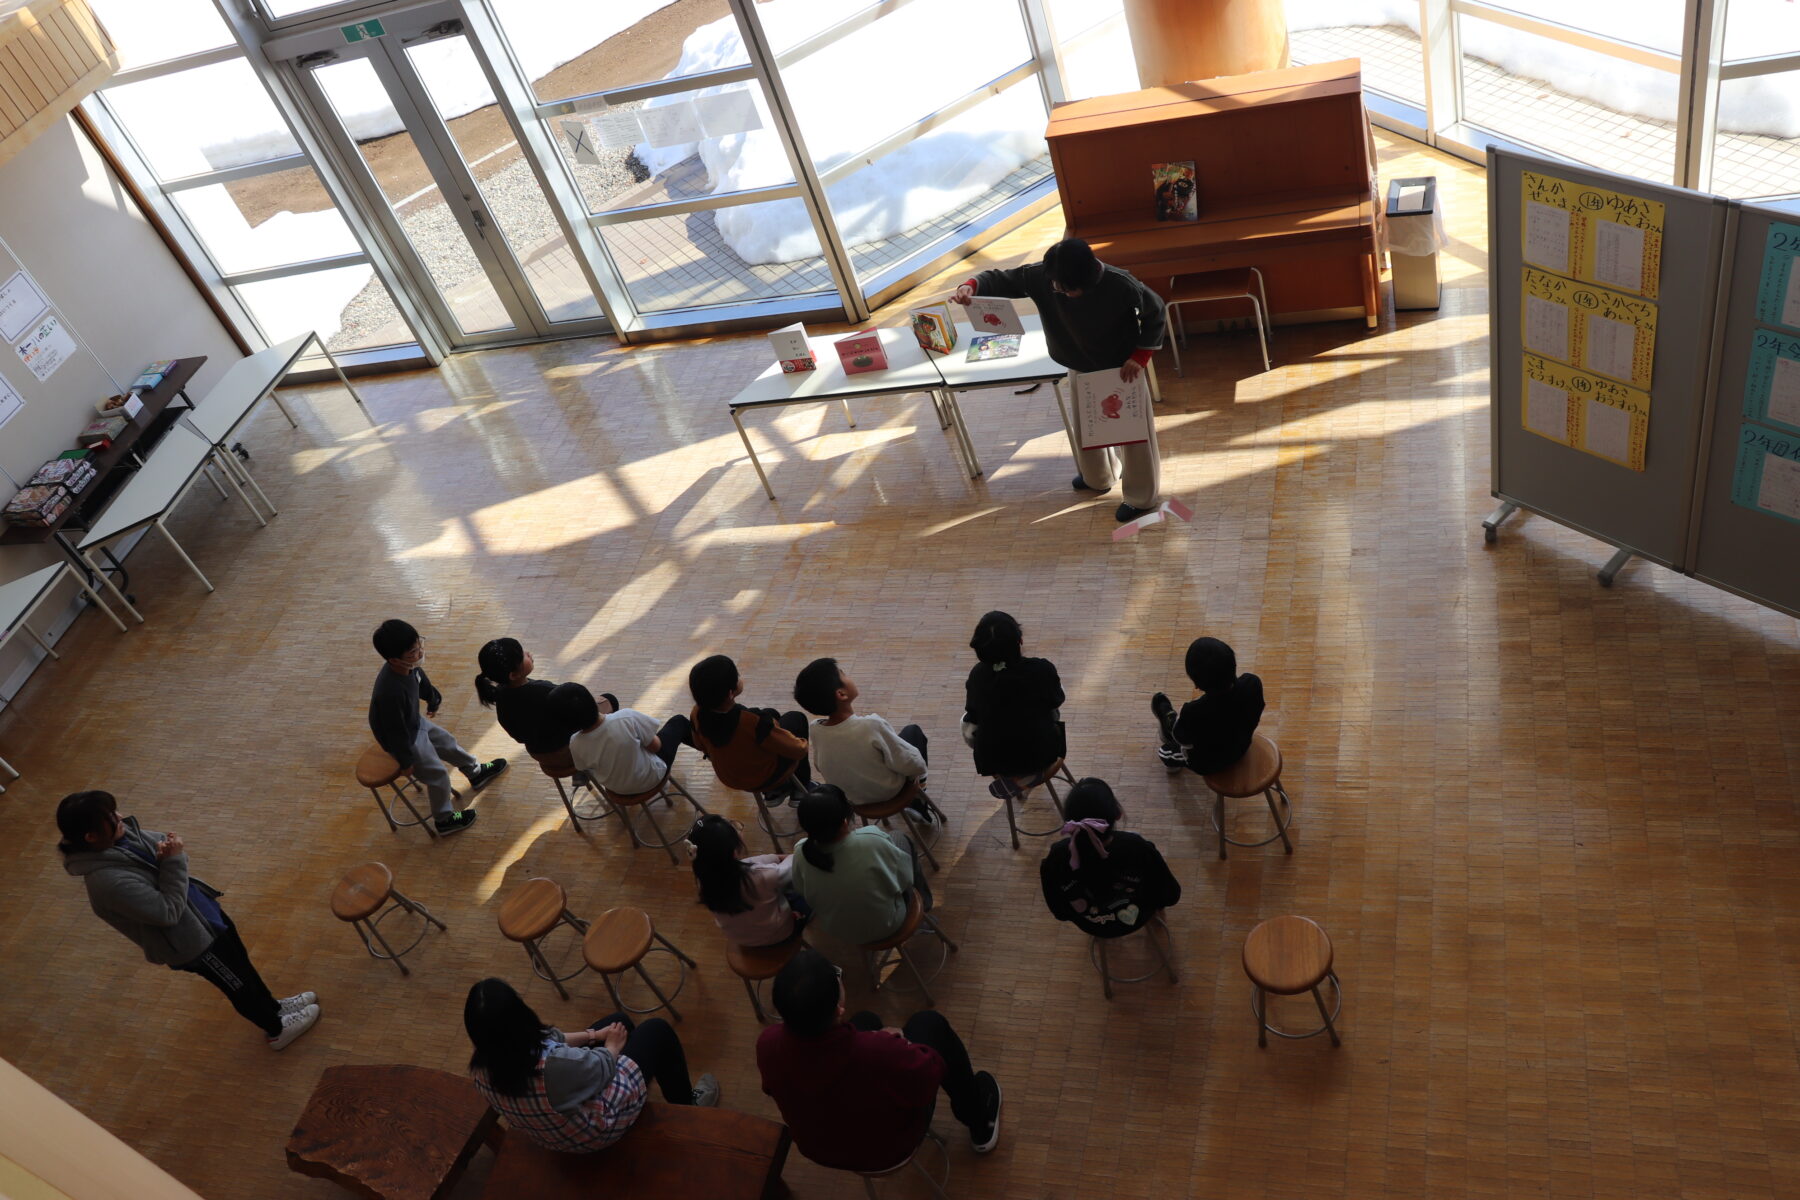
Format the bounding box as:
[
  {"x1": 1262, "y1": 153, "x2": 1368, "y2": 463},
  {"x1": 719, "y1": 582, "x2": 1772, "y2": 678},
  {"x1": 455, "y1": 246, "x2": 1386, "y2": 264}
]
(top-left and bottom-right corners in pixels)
[
  {"x1": 156, "y1": 833, "x2": 185, "y2": 860},
  {"x1": 1119, "y1": 359, "x2": 1144, "y2": 384},
  {"x1": 950, "y1": 283, "x2": 975, "y2": 307}
]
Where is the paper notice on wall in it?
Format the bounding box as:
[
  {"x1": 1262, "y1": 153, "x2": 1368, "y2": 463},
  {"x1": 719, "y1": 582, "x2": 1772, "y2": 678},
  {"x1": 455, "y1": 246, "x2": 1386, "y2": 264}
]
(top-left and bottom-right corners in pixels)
[
  {"x1": 1730, "y1": 421, "x2": 1800, "y2": 525},
  {"x1": 1741, "y1": 328, "x2": 1800, "y2": 435},
  {"x1": 1570, "y1": 279, "x2": 1658, "y2": 388},
  {"x1": 0, "y1": 270, "x2": 49, "y2": 344},
  {"x1": 1523, "y1": 287, "x2": 1571, "y2": 362},
  {"x1": 693, "y1": 88, "x2": 762, "y2": 138},
  {"x1": 1583, "y1": 314, "x2": 1638, "y2": 381},
  {"x1": 1754, "y1": 223, "x2": 1800, "y2": 331},
  {"x1": 635, "y1": 101, "x2": 704, "y2": 149},
  {"x1": 1523, "y1": 351, "x2": 1650, "y2": 470},
  {"x1": 558, "y1": 118, "x2": 602, "y2": 165},
  {"x1": 14, "y1": 314, "x2": 73, "y2": 382},
  {"x1": 1521, "y1": 170, "x2": 1664, "y2": 298},
  {"x1": 1072, "y1": 368, "x2": 1152, "y2": 449},
  {"x1": 0, "y1": 373, "x2": 22, "y2": 431}
]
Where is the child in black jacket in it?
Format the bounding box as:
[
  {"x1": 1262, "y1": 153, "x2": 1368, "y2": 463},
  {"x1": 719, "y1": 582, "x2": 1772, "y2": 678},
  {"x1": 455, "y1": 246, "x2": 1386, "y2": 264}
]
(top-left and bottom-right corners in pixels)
[
  {"x1": 1151, "y1": 636, "x2": 1265, "y2": 776},
  {"x1": 1040, "y1": 779, "x2": 1181, "y2": 939}
]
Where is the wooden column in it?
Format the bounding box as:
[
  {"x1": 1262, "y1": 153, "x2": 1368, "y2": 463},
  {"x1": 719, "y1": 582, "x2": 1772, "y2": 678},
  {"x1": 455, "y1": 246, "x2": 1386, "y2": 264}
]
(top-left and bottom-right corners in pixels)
[{"x1": 1121, "y1": 0, "x2": 1289, "y2": 86}]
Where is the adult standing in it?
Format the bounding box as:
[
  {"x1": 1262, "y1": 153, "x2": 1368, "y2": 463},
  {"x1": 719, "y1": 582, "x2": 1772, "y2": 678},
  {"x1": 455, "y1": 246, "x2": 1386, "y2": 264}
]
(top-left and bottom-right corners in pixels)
[
  {"x1": 951, "y1": 237, "x2": 1168, "y2": 522},
  {"x1": 56, "y1": 790, "x2": 320, "y2": 1050}
]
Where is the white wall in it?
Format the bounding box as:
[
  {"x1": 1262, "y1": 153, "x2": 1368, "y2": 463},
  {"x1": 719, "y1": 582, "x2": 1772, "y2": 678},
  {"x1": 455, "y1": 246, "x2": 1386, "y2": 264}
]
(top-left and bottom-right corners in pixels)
[{"x1": 0, "y1": 115, "x2": 240, "y2": 695}]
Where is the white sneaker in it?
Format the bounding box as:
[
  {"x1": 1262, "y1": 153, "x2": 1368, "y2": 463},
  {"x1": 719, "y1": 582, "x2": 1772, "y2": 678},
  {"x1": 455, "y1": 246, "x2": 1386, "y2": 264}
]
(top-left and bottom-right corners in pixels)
[
  {"x1": 691, "y1": 1072, "x2": 721, "y2": 1107},
  {"x1": 268, "y1": 1003, "x2": 320, "y2": 1050},
  {"x1": 278, "y1": 991, "x2": 317, "y2": 1015}
]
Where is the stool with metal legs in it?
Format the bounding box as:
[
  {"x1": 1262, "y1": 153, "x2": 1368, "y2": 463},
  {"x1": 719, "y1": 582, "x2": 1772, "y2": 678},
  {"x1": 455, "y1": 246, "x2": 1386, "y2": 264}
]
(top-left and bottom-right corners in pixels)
[
  {"x1": 599, "y1": 763, "x2": 707, "y2": 865},
  {"x1": 582, "y1": 907, "x2": 696, "y2": 1021},
  {"x1": 1201, "y1": 733, "x2": 1293, "y2": 859},
  {"x1": 1243, "y1": 915, "x2": 1341, "y2": 1048},
  {"x1": 993, "y1": 756, "x2": 1076, "y2": 850},
  {"x1": 854, "y1": 1127, "x2": 949, "y2": 1199},
  {"x1": 860, "y1": 890, "x2": 958, "y2": 1008},
  {"x1": 498, "y1": 878, "x2": 590, "y2": 1001},
  {"x1": 853, "y1": 779, "x2": 947, "y2": 871},
  {"x1": 1090, "y1": 913, "x2": 1179, "y2": 1000},
  {"x1": 528, "y1": 746, "x2": 616, "y2": 832},
  {"x1": 330, "y1": 862, "x2": 446, "y2": 977},
  {"x1": 1165, "y1": 267, "x2": 1273, "y2": 375},
  {"x1": 726, "y1": 929, "x2": 809, "y2": 1024},
  {"x1": 0, "y1": 755, "x2": 17, "y2": 794},
  {"x1": 355, "y1": 744, "x2": 451, "y2": 839},
  {"x1": 749, "y1": 761, "x2": 805, "y2": 853}
]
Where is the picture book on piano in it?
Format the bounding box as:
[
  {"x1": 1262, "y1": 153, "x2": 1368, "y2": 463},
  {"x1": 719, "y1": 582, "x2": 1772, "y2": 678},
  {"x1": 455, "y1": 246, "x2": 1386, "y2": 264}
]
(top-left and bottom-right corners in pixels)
[{"x1": 1151, "y1": 161, "x2": 1197, "y2": 222}]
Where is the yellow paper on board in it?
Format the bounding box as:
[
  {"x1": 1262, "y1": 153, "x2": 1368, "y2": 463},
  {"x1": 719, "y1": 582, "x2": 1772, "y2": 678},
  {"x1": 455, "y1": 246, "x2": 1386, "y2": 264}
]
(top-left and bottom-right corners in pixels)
[
  {"x1": 1521, "y1": 171, "x2": 1665, "y2": 299},
  {"x1": 1523, "y1": 267, "x2": 1657, "y2": 388},
  {"x1": 1523, "y1": 352, "x2": 1651, "y2": 470}
]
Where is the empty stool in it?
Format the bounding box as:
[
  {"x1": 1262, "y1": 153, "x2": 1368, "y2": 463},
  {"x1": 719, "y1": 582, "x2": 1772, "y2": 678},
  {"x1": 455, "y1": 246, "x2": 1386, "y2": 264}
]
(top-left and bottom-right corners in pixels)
[
  {"x1": 1090, "y1": 913, "x2": 1179, "y2": 1001},
  {"x1": 853, "y1": 779, "x2": 947, "y2": 871},
  {"x1": 529, "y1": 746, "x2": 616, "y2": 832},
  {"x1": 1165, "y1": 267, "x2": 1272, "y2": 375},
  {"x1": 599, "y1": 764, "x2": 708, "y2": 865},
  {"x1": 330, "y1": 862, "x2": 446, "y2": 976},
  {"x1": 355, "y1": 744, "x2": 443, "y2": 839},
  {"x1": 726, "y1": 930, "x2": 808, "y2": 1024},
  {"x1": 1242, "y1": 915, "x2": 1341, "y2": 1047},
  {"x1": 583, "y1": 907, "x2": 697, "y2": 1021},
  {"x1": 498, "y1": 878, "x2": 590, "y2": 1000},
  {"x1": 1202, "y1": 733, "x2": 1293, "y2": 859},
  {"x1": 993, "y1": 757, "x2": 1076, "y2": 850},
  {"x1": 855, "y1": 1127, "x2": 949, "y2": 1199},
  {"x1": 750, "y1": 761, "x2": 805, "y2": 853},
  {"x1": 861, "y1": 890, "x2": 958, "y2": 1008}
]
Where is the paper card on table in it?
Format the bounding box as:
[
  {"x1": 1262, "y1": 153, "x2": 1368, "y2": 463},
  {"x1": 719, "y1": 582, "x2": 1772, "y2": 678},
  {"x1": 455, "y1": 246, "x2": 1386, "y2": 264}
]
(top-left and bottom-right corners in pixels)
[
  {"x1": 1522, "y1": 171, "x2": 1664, "y2": 298},
  {"x1": 1732, "y1": 422, "x2": 1800, "y2": 525},
  {"x1": 1755, "y1": 223, "x2": 1800, "y2": 331},
  {"x1": 1523, "y1": 376, "x2": 1572, "y2": 444},
  {"x1": 1523, "y1": 199, "x2": 1571, "y2": 274},
  {"x1": 1523, "y1": 352, "x2": 1649, "y2": 469},
  {"x1": 1741, "y1": 328, "x2": 1800, "y2": 435},
  {"x1": 964, "y1": 297, "x2": 1023, "y2": 335},
  {"x1": 1072, "y1": 368, "x2": 1152, "y2": 449},
  {"x1": 14, "y1": 313, "x2": 73, "y2": 382},
  {"x1": 0, "y1": 270, "x2": 49, "y2": 344},
  {"x1": 0, "y1": 373, "x2": 22, "y2": 431}
]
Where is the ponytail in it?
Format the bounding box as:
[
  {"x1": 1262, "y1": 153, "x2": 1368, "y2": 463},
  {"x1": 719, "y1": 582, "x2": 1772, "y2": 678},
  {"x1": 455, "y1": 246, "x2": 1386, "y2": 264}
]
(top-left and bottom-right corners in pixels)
[
  {"x1": 475, "y1": 637, "x2": 525, "y2": 708},
  {"x1": 797, "y1": 785, "x2": 852, "y2": 873}
]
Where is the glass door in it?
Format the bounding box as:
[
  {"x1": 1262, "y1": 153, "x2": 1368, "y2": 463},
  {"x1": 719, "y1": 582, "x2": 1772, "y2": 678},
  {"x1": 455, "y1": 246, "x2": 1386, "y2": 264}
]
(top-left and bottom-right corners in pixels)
[{"x1": 277, "y1": 4, "x2": 606, "y2": 347}]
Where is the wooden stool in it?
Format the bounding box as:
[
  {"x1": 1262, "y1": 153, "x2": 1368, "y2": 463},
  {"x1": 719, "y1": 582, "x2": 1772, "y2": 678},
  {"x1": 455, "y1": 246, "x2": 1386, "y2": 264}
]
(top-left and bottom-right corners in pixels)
[
  {"x1": 529, "y1": 746, "x2": 616, "y2": 832},
  {"x1": 1090, "y1": 913, "x2": 1179, "y2": 1000},
  {"x1": 1165, "y1": 267, "x2": 1272, "y2": 374},
  {"x1": 749, "y1": 760, "x2": 804, "y2": 853},
  {"x1": 498, "y1": 878, "x2": 590, "y2": 1000},
  {"x1": 287, "y1": 1064, "x2": 500, "y2": 1200},
  {"x1": 725, "y1": 930, "x2": 808, "y2": 1024},
  {"x1": 583, "y1": 907, "x2": 697, "y2": 1020},
  {"x1": 993, "y1": 757, "x2": 1076, "y2": 850},
  {"x1": 331, "y1": 862, "x2": 446, "y2": 976},
  {"x1": 1202, "y1": 733, "x2": 1293, "y2": 859},
  {"x1": 853, "y1": 778, "x2": 947, "y2": 871},
  {"x1": 854, "y1": 1127, "x2": 949, "y2": 1199},
  {"x1": 599, "y1": 763, "x2": 708, "y2": 865},
  {"x1": 860, "y1": 890, "x2": 958, "y2": 1009},
  {"x1": 1242, "y1": 915, "x2": 1341, "y2": 1047},
  {"x1": 356, "y1": 744, "x2": 441, "y2": 839}
]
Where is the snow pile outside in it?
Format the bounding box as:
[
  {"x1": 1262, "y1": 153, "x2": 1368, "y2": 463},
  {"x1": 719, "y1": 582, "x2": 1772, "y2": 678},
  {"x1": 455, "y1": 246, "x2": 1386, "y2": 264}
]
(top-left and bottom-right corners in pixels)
[{"x1": 1289, "y1": 0, "x2": 1800, "y2": 139}]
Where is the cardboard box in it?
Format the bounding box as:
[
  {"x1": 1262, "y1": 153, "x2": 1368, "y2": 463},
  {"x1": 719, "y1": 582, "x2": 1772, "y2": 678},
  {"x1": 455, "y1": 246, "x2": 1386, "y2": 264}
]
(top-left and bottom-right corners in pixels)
[
  {"x1": 835, "y1": 330, "x2": 887, "y2": 374},
  {"x1": 96, "y1": 392, "x2": 143, "y2": 418},
  {"x1": 909, "y1": 303, "x2": 957, "y2": 354},
  {"x1": 77, "y1": 415, "x2": 127, "y2": 448},
  {"x1": 768, "y1": 322, "x2": 816, "y2": 373}
]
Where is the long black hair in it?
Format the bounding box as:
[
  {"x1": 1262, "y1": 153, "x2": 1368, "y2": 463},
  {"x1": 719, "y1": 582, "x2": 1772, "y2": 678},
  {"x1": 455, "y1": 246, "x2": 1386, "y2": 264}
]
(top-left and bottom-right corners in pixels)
[
  {"x1": 464, "y1": 977, "x2": 551, "y2": 1096},
  {"x1": 970, "y1": 610, "x2": 1023, "y2": 666},
  {"x1": 1061, "y1": 777, "x2": 1123, "y2": 873},
  {"x1": 797, "y1": 784, "x2": 853, "y2": 872},
  {"x1": 690, "y1": 654, "x2": 760, "y2": 750},
  {"x1": 475, "y1": 637, "x2": 525, "y2": 707},
  {"x1": 688, "y1": 814, "x2": 754, "y2": 915}
]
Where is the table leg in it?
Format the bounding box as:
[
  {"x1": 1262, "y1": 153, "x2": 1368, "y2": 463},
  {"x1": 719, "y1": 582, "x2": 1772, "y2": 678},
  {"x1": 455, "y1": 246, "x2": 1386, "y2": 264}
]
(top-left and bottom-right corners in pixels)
[
  {"x1": 77, "y1": 548, "x2": 144, "y2": 624},
  {"x1": 840, "y1": 398, "x2": 857, "y2": 429},
  {"x1": 68, "y1": 568, "x2": 130, "y2": 633},
  {"x1": 17, "y1": 623, "x2": 59, "y2": 661},
  {"x1": 732, "y1": 410, "x2": 776, "y2": 502},
  {"x1": 199, "y1": 462, "x2": 230, "y2": 501},
  {"x1": 317, "y1": 336, "x2": 375, "y2": 427},
  {"x1": 222, "y1": 447, "x2": 279, "y2": 518},
  {"x1": 942, "y1": 390, "x2": 981, "y2": 479},
  {"x1": 153, "y1": 520, "x2": 214, "y2": 593},
  {"x1": 209, "y1": 449, "x2": 268, "y2": 527},
  {"x1": 0, "y1": 755, "x2": 17, "y2": 779}
]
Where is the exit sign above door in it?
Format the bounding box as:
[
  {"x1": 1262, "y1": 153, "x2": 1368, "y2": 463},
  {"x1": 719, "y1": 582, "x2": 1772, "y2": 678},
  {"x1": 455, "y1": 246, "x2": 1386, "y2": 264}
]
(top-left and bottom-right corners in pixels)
[{"x1": 340, "y1": 18, "x2": 385, "y2": 43}]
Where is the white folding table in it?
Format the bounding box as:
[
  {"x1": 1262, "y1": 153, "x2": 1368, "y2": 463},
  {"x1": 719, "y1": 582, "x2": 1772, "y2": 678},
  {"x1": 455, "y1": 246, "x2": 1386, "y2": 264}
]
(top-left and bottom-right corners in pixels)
[
  {"x1": 0, "y1": 560, "x2": 129, "y2": 790},
  {"x1": 927, "y1": 315, "x2": 1075, "y2": 478},
  {"x1": 728, "y1": 326, "x2": 974, "y2": 500}
]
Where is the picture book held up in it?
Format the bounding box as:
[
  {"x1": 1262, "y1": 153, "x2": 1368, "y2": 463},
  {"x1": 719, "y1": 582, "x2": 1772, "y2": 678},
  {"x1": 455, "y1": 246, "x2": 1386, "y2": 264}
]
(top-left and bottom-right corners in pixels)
[
  {"x1": 1072, "y1": 368, "x2": 1153, "y2": 449},
  {"x1": 1152, "y1": 161, "x2": 1197, "y2": 222},
  {"x1": 965, "y1": 296, "x2": 1023, "y2": 334}
]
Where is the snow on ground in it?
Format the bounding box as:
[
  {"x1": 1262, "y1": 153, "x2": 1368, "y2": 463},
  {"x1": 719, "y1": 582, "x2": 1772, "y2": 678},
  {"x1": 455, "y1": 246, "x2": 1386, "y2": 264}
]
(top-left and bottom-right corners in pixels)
[{"x1": 1289, "y1": 0, "x2": 1800, "y2": 138}]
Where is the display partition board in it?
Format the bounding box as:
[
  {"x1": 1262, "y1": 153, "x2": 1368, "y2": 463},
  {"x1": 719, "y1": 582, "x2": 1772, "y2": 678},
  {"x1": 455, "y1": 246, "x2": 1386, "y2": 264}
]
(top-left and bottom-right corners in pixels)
[
  {"x1": 1685, "y1": 200, "x2": 1800, "y2": 618},
  {"x1": 1485, "y1": 148, "x2": 1730, "y2": 575}
]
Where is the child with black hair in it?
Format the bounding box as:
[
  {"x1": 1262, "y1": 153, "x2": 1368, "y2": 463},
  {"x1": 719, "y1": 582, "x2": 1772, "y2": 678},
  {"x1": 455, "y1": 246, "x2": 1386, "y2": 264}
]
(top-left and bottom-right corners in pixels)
[
  {"x1": 792, "y1": 657, "x2": 934, "y2": 824},
  {"x1": 552, "y1": 681, "x2": 693, "y2": 795},
  {"x1": 1039, "y1": 778, "x2": 1181, "y2": 938},
  {"x1": 369, "y1": 618, "x2": 505, "y2": 836},
  {"x1": 474, "y1": 637, "x2": 619, "y2": 756},
  {"x1": 1151, "y1": 636, "x2": 1265, "y2": 776},
  {"x1": 687, "y1": 654, "x2": 811, "y2": 797},
  {"x1": 787, "y1": 784, "x2": 927, "y2": 945},
  {"x1": 961, "y1": 610, "x2": 1065, "y2": 784},
  {"x1": 686, "y1": 813, "x2": 805, "y2": 948}
]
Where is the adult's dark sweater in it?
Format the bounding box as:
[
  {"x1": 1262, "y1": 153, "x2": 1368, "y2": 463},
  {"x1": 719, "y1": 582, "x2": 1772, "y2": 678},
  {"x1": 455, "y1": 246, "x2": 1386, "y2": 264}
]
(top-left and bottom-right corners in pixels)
[
  {"x1": 369, "y1": 664, "x2": 441, "y2": 767},
  {"x1": 1175, "y1": 673, "x2": 1266, "y2": 776},
  {"x1": 971, "y1": 261, "x2": 1167, "y2": 373},
  {"x1": 963, "y1": 656, "x2": 1065, "y2": 777},
  {"x1": 1040, "y1": 829, "x2": 1182, "y2": 939}
]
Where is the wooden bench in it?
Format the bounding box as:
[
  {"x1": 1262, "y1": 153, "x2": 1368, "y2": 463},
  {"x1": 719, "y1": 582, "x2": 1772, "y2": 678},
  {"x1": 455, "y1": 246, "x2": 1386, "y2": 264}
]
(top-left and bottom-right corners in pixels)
[
  {"x1": 286, "y1": 1065, "x2": 500, "y2": 1200},
  {"x1": 479, "y1": 1102, "x2": 792, "y2": 1199},
  {"x1": 1047, "y1": 61, "x2": 1382, "y2": 328}
]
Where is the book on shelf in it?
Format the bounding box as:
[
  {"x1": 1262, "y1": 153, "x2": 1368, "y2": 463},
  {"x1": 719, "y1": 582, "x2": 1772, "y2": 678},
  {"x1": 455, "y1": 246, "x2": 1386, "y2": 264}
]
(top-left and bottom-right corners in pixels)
[{"x1": 1151, "y1": 160, "x2": 1197, "y2": 222}]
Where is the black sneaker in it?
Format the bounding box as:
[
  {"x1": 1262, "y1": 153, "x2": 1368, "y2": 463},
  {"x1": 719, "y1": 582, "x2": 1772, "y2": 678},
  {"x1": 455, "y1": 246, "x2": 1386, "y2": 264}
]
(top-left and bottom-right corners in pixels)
[
  {"x1": 970, "y1": 1071, "x2": 1003, "y2": 1153},
  {"x1": 1071, "y1": 474, "x2": 1106, "y2": 493},
  {"x1": 434, "y1": 810, "x2": 479, "y2": 836},
  {"x1": 468, "y1": 759, "x2": 509, "y2": 791},
  {"x1": 1151, "y1": 691, "x2": 1174, "y2": 721},
  {"x1": 1156, "y1": 746, "x2": 1187, "y2": 772},
  {"x1": 1115, "y1": 501, "x2": 1154, "y2": 523}
]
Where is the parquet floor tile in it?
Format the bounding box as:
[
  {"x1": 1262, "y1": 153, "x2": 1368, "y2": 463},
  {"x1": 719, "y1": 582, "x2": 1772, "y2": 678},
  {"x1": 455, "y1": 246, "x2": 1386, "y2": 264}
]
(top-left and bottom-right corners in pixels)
[{"x1": 1, "y1": 131, "x2": 1797, "y2": 1199}]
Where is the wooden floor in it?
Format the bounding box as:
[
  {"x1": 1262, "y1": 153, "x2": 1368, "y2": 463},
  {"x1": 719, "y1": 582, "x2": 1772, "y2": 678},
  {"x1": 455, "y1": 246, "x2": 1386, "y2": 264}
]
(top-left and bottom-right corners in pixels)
[{"x1": 4, "y1": 132, "x2": 1799, "y2": 1200}]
